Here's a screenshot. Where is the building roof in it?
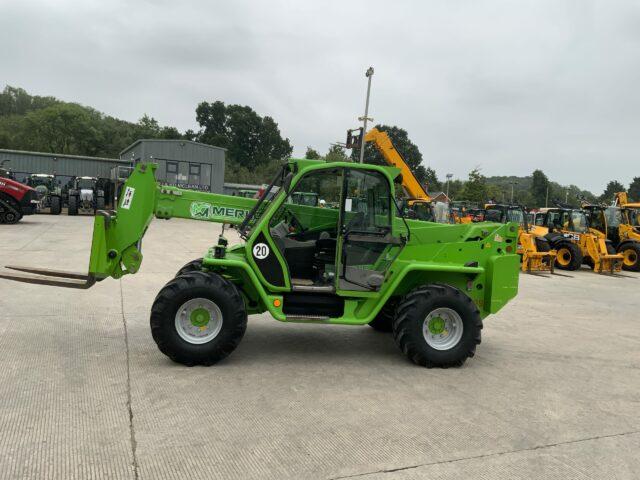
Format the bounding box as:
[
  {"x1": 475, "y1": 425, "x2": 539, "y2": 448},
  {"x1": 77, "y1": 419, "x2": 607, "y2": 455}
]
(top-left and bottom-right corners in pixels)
[
  {"x1": 119, "y1": 139, "x2": 227, "y2": 156},
  {"x1": 0, "y1": 148, "x2": 124, "y2": 163}
]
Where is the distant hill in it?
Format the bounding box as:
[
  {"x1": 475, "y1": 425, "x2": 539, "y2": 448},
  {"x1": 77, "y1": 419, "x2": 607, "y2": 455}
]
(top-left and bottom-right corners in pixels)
[{"x1": 483, "y1": 175, "x2": 597, "y2": 207}]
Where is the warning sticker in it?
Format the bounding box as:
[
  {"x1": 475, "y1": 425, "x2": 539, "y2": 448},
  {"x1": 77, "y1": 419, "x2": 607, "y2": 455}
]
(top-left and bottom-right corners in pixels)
[{"x1": 121, "y1": 187, "x2": 135, "y2": 210}]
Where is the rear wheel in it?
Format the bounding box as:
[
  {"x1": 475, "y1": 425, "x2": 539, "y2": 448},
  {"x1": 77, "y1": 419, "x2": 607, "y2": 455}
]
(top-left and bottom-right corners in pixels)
[
  {"x1": 368, "y1": 299, "x2": 397, "y2": 332},
  {"x1": 618, "y1": 243, "x2": 640, "y2": 271},
  {"x1": 68, "y1": 196, "x2": 78, "y2": 215},
  {"x1": 393, "y1": 284, "x2": 482, "y2": 368},
  {"x1": 50, "y1": 196, "x2": 61, "y2": 215},
  {"x1": 554, "y1": 242, "x2": 582, "y2": 271},
  {"x1": 150, "y1": 271, "x2": 247, "y2": 366}
]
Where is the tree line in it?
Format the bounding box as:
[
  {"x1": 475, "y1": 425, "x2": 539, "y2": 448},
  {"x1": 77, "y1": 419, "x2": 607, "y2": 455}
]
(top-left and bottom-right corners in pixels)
[{"x1": 1, "y1": 85, "x2": 638, "y2": 203}]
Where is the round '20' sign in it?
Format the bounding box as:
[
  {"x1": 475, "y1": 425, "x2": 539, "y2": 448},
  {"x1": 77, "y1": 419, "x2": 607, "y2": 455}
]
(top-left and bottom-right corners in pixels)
[{"x1": 253, "y1": 243, "x2": 270, "y2": 260}]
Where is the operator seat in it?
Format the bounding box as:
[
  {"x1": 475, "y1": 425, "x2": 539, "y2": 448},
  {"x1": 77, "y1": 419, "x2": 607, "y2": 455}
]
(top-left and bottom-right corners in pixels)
[{"x1": 270, "y1": 221, "x2": 318, "y2": 280}]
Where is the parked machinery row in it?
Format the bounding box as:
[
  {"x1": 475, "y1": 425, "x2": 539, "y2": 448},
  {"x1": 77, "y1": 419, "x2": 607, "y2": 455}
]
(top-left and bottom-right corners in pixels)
[
  {"x1": 0, "y1": 168, "x2": 107, "y2": 222},
  {"x1": 482, "y1": 199, "x2": 638, "y2": 273}
]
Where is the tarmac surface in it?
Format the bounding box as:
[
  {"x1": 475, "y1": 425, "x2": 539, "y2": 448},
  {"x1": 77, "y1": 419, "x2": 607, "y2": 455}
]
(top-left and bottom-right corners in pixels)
[{"x1": 1, "y1": 214, "x2": 639, "y2": 479}]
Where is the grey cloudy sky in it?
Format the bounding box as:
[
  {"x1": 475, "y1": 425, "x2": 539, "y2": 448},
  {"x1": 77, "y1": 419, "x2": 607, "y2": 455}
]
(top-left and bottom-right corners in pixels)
[{"x1": 2, "y1": 0, "x2": 639, "y2": 193}]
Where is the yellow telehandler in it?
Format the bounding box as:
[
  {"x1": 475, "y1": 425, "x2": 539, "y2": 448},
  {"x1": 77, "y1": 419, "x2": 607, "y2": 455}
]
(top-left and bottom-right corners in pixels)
[
  {"x1": 484, "y1": 204, "x2": 556, "y2": 273},
  {"x1": 581, "y1": 193, "x2": 640, "y2": 271},
  {"x1": 531, "y1": 206, "x2": 623, "y2": 273}
]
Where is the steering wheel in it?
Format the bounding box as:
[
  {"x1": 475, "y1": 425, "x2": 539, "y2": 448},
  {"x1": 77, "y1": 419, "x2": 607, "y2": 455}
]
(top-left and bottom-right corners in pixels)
[{"x1": 285, "y1": 211, "x2": 306, "y2": 234}]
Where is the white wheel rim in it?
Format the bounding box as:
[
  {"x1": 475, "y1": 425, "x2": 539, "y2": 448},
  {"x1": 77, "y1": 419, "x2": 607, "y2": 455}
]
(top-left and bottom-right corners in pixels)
[
  {"x1": 423, "y1": 307, "x2": 464, "y2": 351},
  {"x1": 174, "y1": 298, "x2": 223, "y2": 345}
]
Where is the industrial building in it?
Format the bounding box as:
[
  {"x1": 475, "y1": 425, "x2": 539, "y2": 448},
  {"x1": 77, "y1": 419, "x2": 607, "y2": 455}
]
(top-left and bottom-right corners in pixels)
[
  {"x1": 0, "y1": 148, "x2": 126, "y2": 185},
  {"x1": 119, "y1": 140, "x2": 225, "y2": 193},
  {"x1": 1, "y1": 139, "x2": 227, "y2": 205}
]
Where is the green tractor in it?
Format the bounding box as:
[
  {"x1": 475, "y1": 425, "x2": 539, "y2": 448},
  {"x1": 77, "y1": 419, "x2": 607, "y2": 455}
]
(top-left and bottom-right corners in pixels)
[
  {"x1": 25, "y1": 174, "x2": 62, "y2": 215},
  {"x1": 1, "y1": 159, "x2": 520, "y2": 368}
]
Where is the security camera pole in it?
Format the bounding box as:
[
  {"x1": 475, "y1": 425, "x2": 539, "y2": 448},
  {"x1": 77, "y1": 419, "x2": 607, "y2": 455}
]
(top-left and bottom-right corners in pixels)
[{"x1": 358, "y1": 67, "x2": 374, "y2": 164}]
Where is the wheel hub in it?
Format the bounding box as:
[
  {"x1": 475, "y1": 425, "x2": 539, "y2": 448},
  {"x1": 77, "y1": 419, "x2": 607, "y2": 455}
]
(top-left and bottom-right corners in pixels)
[
  {"x1": 428, "y1": 316, "x2": 446, "y2": 335},
  {"x1": 175, "y1": 298, "x2": 223, "y2": 344},
  {"x1": 423, "y1": 308, "x2": 464, "y2": 351},
  {"x1": 190, "y1": 307, "x2": 211, "y2": 327},
  {"x1": 623, "y1": 249, "x2": 637, "y2": 266}
]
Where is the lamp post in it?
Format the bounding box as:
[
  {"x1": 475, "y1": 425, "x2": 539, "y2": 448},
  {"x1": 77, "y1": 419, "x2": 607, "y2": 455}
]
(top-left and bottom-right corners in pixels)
[
  {"x1": 446, "y1": 173, "x2": 453, "y2": 198},
  {"x1": 510, "y1": 181, "x2": 518, "y2": 203},
  {"x1": 545, "y1": 185, "x2": 549, "y2": 208},
  {"x1": 358, "y1": 67, "x2": 374, "y2": 164}
]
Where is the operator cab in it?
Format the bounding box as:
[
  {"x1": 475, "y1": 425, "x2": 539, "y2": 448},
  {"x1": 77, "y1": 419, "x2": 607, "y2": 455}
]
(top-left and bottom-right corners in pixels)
[
  {"x1": 535, "y1": 208, "x2": 589, "y2": 233},
  {"x1": 239, "y1": 161, "x2": 405, "y2": 298}
]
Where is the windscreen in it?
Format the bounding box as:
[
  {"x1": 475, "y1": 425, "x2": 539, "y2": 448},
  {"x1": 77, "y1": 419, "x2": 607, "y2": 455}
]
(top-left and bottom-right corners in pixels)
[
  {"x1": 505, "y1": 208, "x2": 524, "y2": 224},
  {"x1": 570, "y1": 211, "x2": 589, "y2": 233},
  {"x1": 77, "y1": 178, "x2": 96, "y2": 189},
  {"x1": 238, "y1": 165, "x2": 288, "y2": 239},
  {"x1": 605, "y1": 207, "x2": 621, "y2": 228}
]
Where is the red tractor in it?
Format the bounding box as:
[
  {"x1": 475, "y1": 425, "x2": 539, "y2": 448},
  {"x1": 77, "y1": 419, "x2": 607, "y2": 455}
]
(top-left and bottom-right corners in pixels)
[{"x1": 0, "y1": 168, "x2": 38, "y2": 224}]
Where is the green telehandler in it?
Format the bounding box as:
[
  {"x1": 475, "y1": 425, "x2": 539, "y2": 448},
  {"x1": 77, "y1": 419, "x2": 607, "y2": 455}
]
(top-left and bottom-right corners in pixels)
[{"x1": 0, "y1": 159, "x2": 520, "y2": 368}]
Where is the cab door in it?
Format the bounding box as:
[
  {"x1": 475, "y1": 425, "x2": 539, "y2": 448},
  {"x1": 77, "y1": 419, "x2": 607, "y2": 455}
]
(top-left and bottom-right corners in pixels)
[{"x1": 337, "y1": 169, "x2": 402, "y2": 292}]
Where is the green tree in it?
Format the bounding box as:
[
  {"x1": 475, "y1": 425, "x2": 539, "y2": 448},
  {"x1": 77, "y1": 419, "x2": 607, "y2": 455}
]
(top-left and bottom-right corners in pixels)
[
  {"x1": 305, "y1": 147, "x2": 321, "y2": 159},
  {"x1": 224, "y1": 158, "x2": 283, "y2": 184},
  {"x1": 19, "y1": 103, "x2": 102, "y2": 155},
  {"x1": 627, "y1": 177, "x2": 640, "y2": 202},
  {"x1": 460, "y1": 168, "x2": 487, "y2": 203},
  {"x1": 600, "y1": 180, "x2": 625, "y2": 203},
  {"x1": 0, "y1": 85, "x2": 186, "y2": 157},
  {"x1": 133, "y1": 114, "x2": 181, "y2": 140},
  {"x1": 324, "y1": 144, "x2": 349, "y2": 163},
  {"x1": 0, "y1": 85, "x2": 58, "y2": 116},
  {"x1": 424, "y1": 167, "x2": 441, "y2": 192},
  {"x1": 196, "y1": 100, "x2": 292, "y2": 168},
  {"x1": 446, "y1": 179, "x2": 464, "y2": 200},
  {"x1": 531, "y1": 169, "x2": 549, "y2": 208},
  {"x1": 351, "y1": 124, "x2": 427, "y2": 183}
]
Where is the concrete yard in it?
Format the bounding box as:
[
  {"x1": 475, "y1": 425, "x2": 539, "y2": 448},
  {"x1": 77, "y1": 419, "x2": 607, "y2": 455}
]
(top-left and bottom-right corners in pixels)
[{"x1": 0, "y1": 214, "x2": 639, "y2": 480}]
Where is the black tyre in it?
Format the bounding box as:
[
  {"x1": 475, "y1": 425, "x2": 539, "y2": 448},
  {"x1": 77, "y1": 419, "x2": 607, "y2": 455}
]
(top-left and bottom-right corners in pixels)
[
  {"x1": 96, "y1": 196, "x2": 105, "y2": 211},
  {"x1": 0, "y1": 196, "x2": 21, "y2": 224},
  {"x1": 150, "y1": 271, "x2": 247, "y2": 366},
  {"x1": 535, "y1": 237, "x2": 551, "y2": 252},
  {"x1": 393, "y1": 284, "x2": 482, "y2": 368},
  {"x1": 68, "y1": 196, "x2": 78, "y2": 215},
  {"x1": 368, "y1": 299, "x2": 397, "y2": 332},
  {"x1": 618, "y1": 243, "x2": 640, "y2": 272},
  {"x1": 554, "y1": 242, "x2": 582, "y2": 271},
  {"x1": 175, "y1": 258, "x2": 204, "y2": 277},
  {"x1": 50, "y1": 196, "x2": 61, "y2": 215}
]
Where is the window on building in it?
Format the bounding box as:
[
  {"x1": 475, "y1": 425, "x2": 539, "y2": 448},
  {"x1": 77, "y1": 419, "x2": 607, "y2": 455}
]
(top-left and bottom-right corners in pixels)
[
  {"x1": 189, "y1": 163, "x2": 201, "y2": 185},
  {"x1": 166, "y1": 161, "x2": 178, "y2": 183}
]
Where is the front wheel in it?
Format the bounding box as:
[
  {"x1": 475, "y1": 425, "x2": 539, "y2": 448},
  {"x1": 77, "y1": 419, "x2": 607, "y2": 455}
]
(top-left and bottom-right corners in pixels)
[
  {"x1": 554, "y1": 242, "x2": 582, "y2": 271},
  {"x1": 150, "y1": 271, "x2": 247, "y2": 366},
  {"x1": 175, "y1": 258, "x2": 203, "y2": 277},
  {"x1": 618, "y1": 243, "x2": 640, "y2": 271},
  {"x1": 68, "y1": 196, "x2": 78, "y2": 215},
  {"x1": 393, "y1": 284, "x2": 482, "y2": 368},
  {"x1": 50, "y1": 196, "x2": 61, "y2": 215}
]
